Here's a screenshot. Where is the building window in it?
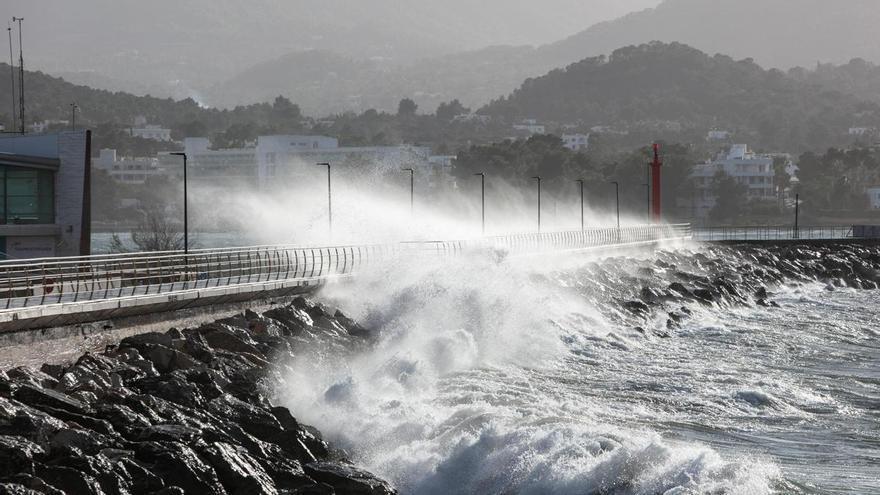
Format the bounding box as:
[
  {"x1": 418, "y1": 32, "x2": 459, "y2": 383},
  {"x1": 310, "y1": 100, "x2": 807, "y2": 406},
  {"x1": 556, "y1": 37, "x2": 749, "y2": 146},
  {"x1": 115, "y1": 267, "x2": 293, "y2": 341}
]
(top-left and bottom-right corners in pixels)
[{"x1": 0, "y1": 166, "x2": 55, "y2": 224}]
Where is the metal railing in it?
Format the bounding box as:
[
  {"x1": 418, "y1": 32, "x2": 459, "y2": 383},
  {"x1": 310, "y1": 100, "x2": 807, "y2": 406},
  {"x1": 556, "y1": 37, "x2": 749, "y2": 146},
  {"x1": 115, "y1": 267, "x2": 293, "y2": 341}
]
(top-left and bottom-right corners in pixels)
[
  {"x1": 692, "y1": 225, "x2": 854, "y2": 242},
  {"x1": 0, "y1": 224, "x2": 690, "y2": 311}
]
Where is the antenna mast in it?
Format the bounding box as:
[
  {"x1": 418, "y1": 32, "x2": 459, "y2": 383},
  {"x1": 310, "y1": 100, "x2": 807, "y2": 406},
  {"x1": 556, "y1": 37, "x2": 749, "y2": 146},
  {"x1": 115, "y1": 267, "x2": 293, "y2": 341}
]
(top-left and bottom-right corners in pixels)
[{"x1": 12, "y1": 17, "x2": 23, "y2": 134}]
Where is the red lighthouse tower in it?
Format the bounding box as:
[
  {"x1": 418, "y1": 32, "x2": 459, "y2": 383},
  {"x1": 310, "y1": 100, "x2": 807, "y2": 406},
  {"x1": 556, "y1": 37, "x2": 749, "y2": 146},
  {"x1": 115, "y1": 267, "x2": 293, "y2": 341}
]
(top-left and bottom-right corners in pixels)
[{"x1": 651, "y1": 143, "x2": 662, "y2": 223}]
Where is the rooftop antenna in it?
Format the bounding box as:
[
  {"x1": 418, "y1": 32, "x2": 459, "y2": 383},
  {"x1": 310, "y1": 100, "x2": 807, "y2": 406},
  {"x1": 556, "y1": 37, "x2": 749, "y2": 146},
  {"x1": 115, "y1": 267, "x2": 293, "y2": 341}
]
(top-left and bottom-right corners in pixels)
[
  {"x1": 12, "y1": 17, "x2": 23, "y2": 134},
  {"x1": 7, "y1": 22, "x2": 15, "y2": 132}
]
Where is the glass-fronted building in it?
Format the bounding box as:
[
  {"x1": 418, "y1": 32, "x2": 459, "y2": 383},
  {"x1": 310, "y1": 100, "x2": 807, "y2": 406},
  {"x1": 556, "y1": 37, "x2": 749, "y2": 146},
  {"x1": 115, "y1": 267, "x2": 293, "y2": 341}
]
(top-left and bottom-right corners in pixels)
[{"x1": 0, "y1": 131, "x2": 91, "y2": 259}]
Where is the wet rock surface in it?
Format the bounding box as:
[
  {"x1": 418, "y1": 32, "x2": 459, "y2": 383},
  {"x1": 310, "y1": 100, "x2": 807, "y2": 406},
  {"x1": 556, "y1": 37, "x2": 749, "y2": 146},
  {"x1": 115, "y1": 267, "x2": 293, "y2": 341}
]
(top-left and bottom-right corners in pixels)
[
  {"x1": 0, "y1": 297, "x2": 395, "y2": 495},
  {"x1": 585, "y1": 242, "x2": 880, "y2": 332}
]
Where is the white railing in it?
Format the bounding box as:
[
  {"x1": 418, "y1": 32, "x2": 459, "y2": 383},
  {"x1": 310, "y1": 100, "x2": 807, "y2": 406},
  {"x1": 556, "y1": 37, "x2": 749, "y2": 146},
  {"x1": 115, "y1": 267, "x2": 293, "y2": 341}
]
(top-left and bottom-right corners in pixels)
[{"x1": 0, "y1": 224, "x2": 691, "y2": 310}]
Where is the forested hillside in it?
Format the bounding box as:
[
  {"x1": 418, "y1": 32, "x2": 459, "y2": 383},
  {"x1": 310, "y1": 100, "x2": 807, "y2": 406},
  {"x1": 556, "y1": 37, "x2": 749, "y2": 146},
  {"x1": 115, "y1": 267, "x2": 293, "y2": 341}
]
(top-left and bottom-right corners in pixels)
[{"x1": 481, "y1": 43, "x2": 880, "y2": 151}]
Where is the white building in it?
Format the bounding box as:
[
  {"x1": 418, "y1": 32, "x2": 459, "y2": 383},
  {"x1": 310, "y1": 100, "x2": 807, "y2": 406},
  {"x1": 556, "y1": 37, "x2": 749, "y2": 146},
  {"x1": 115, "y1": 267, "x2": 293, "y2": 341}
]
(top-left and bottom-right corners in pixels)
[
  {"x1": 173, "y1": 135, "x2": 433, "y2": 188},
  {"x1": 707, "y1": 130, "x2": 731, "y2": 141},
  {"x1": 689, "y1": 144, "x2": 776, "y2": 218},
  {"x1": 93, "y1": 149, "x2": 170, "y2": 184},
  {"x1": 849, "y1": 127, "x2": 874, "y2": 136},
  {"x1": 129, "y1": 124, "x2": 172, "y2": 142},
  {"x1": 28, "y1": 120, "x2": 69, "y2": 134},
  {"x1": 513, "y1": 119, "x2": 546, "y2": 135},
  {"x1": 561, "y1": 134, "x2": 589, "y2": 151},
  {"x1": 867, "y1": 187, "x2": 880, "y2": 209}
]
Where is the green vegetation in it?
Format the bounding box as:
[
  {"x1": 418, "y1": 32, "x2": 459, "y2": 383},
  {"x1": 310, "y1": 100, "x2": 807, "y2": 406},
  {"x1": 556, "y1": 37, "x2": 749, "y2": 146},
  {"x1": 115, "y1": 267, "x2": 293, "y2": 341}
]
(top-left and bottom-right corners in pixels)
[
  {"x1": 481, "y1": 42, "x2": 880, "y2": 152},
  {"x1": 796, "y1": 147, "x2": 880, "y2": 216}
]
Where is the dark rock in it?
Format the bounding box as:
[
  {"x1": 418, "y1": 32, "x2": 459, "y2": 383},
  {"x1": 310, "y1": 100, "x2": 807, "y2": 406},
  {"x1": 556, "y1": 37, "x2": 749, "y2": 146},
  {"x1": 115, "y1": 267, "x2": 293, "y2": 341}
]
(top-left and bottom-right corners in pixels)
[
  {"x1": 263, "y1": 307, "x2": 312, "y2": 337},
  {"x1": 144, "y1": 345, "x2": 200, "y2": 374},
  {"x1": 201, "y1": 442, "x2": 278, "y2": 495},
  {"x1": 151, "y1": 487, "x2": 185, "y2": 495},
  {"x1": 207, "y1": 394, "x2": 282, "y2": 442},
  {"x1": 182, "y1": 331, "x2": 215, "y2": 364},
  {"x1": 270, "y1": 407, "x2": 300, "y2": 431},
  {"x1": 46, "y1": 454, "x2": 131, "y2": 495},
  {"x1": 38, "y1": 365, "x2": 65, "y2": 381},
  {"x1": 693, "y1": 289, "x2": 715, "y2": 303},
  {"x1": 201, "y1": 327, "x2": 264, "y2": 357},
  {"x1": 133, "y1": 442, "x2": 226, "y2": 495},
  {"x1": 2, "y1": 408, "x2": 67, "y2": 445},
  {"x1": 34, "y1": 405, "x2": 116, "y2": 436},
  {"x1": 0, "y1": 483, "x2": 42, "y2": 495},
  {"x1": 304, "y1": 462, "x2": 395, "y2": 495},
  {"x1": 667, "y1": 282, "x2": 694, "y2": 299},
  {"x1": 6, "y1": 368, "x2": 57, "y2": 390},
  {"x1": 34, "y1": 464, "x2": 105, "y2": 494},
  {"x1": 754, "y1": 286, "x2": 768, "y2": 299},
  {"x1": 133, "y1": 374, "x2": 206, "y2": 409},
  {"x1": 95, "y1": 403, "x2": 152, "y2": 436},
  {"x1": 622, "y1": 300, "x2": 650, "y2": 315},
  {"x1": 120, "y1": 332, "x2": 174, "y2": 352},
  {"x1": 0, "y1": 475, "x2": 64, "y2": 495},
  {"x1": 117, "y1": 457, "x2": 164, "y2": 493},
  {"x1": 48, "y1": 427, "x2": 109, "y2": 455},
  {"x1": 137, "y1": 424, "x2": 201, "y2": 443},
  {"x1": 333, "y1": 310, "x2": 371, "y2": 338},
  {"x1": 13, "y1": 385, "x2": 89, "y2": 416},
  {"x1": 0, "y1": 434, "x2": 44, "y2": 474}
]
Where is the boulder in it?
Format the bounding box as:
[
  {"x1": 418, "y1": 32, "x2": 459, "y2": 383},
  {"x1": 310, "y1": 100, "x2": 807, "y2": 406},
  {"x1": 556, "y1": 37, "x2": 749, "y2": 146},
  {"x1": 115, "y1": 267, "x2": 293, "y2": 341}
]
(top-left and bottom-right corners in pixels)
[
  {"x1": 0, "y1": 434, "x2": 45, "y2": 474},
  {"x1": 13, "y1": 385, "x2": 89, "y2": 416},
  {"x1": 304, "y1": 462, "x2": 395, "y2": 495},
  {"x1": 621, "y1": 300, "x2": 650, "y2": 315},
  {"x1": 5, "y1": 368, "x2": 57, "y2": 390},
  {"x1": 119, "y1": 333, "x2": 174, "y2": 352},
  {"x1": 133, "y1": 442, "x2": 226, "y2": 495},
  {"x1": 201, "y1": 442, "x2": 278, "y2": 495},
  {"x1": 207, "y1": 394, "x2": 282, "y2": 443},
  {"x1": 137, "y1": 424, "x2": 201, "y2": 444},
  {"x1": 0, "y1": 483, "x2": 42, "y2": 495},
  {"x1": 0, "y1": 475, "x2": 63, "y2": 495},
  {"x1": 48, "y1": 427, "x2": 109, "y2": 455},
  {"x1": 33, "y1": 464, "x2": 105, "y2": 494},
  {"x1": 333, "y1": 310, "x2": 371, "y2": 338},
  {"x1": 117, "y1": 457, "x2": 164, "y2": 493},
  {"x1": 201, "y1": 328, "x2": 264, "y2": 357}
]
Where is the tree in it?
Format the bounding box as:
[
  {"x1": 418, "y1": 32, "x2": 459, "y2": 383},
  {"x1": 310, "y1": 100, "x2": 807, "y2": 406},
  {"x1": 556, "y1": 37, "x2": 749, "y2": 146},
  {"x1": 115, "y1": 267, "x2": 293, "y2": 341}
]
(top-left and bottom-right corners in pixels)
[
  {"x1": 709, "y1": 171, "x2": 747, "y2": 223},
  {"x1": 436, "y1": 99, "x2": 469, "y2": 121},
  {"x1": 90, "y1": 168, "x2": 119, "y2": 222},
  {"x1": 130, "y1": 208, "x2": 185, "y2": 252},
  {"x1": 397, "y1": 98, "x2": 418, "y2": 117}
]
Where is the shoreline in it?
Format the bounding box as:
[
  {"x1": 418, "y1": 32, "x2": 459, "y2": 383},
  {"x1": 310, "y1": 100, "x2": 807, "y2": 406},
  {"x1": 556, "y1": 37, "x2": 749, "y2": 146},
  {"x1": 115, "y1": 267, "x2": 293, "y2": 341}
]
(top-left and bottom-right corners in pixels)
[
  {"x1": 2, "y1": 242, "x2": 880, "y2": 493},
  {"x1": 0, "y1": 296, "x2": 396, "y2": 494}
]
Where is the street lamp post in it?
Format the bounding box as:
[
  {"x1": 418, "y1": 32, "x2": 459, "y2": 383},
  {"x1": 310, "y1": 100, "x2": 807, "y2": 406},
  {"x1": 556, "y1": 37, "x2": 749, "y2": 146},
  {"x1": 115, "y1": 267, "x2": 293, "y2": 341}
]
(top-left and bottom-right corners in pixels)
[
  {"x1": 12, "y1": 17, "x2": 23, "y2": 134},
  {"x1": 575, "y1": 179, "x2": 584, "y2": 231},
  {"x1": 610, "y1": 181, "x2": 620, "y2": 230},
  {"x1": 317, "y1": 163, "x2": 331, "y2": 235},
  {"x1": 70, "y1": 103, "x2": 78, "y2": 130},
  {"x1": 794, "y1": 193, "x2": 800, "y2": 239},
  {"x1": 402, "y1": 168, "x2": 414, "y2": 216},
  {"x1": 474, "y1": 172, "x2": 485, "y2": 235},
  {"x1": 170, "y1": 152, "x2": 188, "y2": 254},
  {"x1": 531, "y1": 176, "x2": 542, "y2": 233}
]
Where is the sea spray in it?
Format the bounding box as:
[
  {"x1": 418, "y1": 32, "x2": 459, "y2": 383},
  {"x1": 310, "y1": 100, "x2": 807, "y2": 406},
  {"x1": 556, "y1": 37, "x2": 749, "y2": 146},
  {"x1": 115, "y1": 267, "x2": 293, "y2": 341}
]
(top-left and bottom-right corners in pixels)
[{"x1": 276, "y1": 246, "x2": 786, "y2": 493}]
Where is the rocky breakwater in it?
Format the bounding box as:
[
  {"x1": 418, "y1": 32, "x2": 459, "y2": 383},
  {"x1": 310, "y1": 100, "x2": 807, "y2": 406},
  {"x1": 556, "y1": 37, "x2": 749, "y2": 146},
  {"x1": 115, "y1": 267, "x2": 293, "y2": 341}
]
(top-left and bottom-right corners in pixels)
[
  {"x1": 610, "y1": 242, "x2": 880, "y2": 334},
  {"x1": 0, "y1": 297, "x2": 396, "y2": 494}
]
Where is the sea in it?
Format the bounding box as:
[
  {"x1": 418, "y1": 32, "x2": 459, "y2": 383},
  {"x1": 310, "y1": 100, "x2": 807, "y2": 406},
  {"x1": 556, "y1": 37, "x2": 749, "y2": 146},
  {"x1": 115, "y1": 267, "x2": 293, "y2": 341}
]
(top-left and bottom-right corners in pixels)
[{"x1": 275, "y1": 242, "x2": 880, "y2": 494}]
